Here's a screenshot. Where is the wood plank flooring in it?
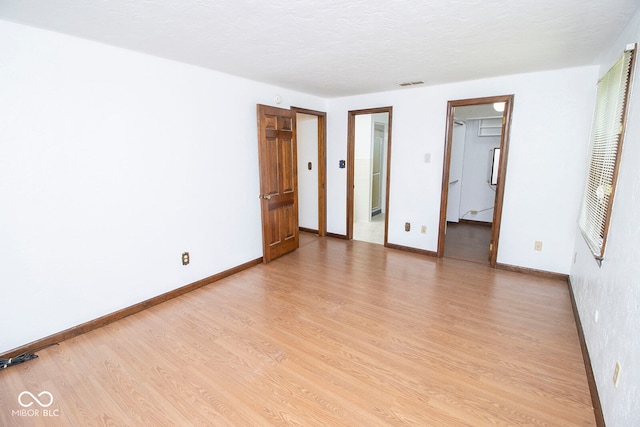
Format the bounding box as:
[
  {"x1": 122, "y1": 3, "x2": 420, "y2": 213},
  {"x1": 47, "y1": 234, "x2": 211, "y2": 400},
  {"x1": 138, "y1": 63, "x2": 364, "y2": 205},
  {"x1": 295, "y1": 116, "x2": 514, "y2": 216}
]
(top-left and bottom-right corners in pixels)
[
  {"x1": 444, "y1": 222, "x2": 492, "y2": 264},
  {"x1": 0, "y1": 233, "x2": 595, "y2": 426}
]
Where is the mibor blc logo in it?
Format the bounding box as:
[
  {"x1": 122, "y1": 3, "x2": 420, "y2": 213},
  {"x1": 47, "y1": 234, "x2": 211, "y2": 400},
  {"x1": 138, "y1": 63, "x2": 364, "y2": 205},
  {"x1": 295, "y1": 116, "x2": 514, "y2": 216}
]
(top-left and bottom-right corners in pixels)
[
  {"x1": 12, "y1": 391, "x2": 60, "y2": 418},
  {"x1": 19, "y1": 391, "x2": 53, "y2": 408}
]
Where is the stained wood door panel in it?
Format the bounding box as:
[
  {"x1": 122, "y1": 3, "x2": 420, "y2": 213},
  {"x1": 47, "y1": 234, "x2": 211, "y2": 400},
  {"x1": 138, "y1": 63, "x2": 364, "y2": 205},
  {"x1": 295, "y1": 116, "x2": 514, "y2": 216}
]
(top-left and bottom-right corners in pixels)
[
  {"x1": 265, "y1": 137, "x2": 279, "y2": 190},
  {"x1": 257, "y1": 105, "x2": 299, "y2": 263},
  {"x1": 266, "y1": 207, "x2": 296, "y2": 241},
  {"x1": 279, "y1": 137, "x2": 295, "y2": 193}
]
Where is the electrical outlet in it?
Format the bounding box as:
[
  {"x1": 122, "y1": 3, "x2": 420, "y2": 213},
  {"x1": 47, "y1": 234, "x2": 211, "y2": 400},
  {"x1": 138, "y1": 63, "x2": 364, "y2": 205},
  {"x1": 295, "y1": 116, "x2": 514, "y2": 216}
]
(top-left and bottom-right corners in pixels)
[
  {"x1": 613, "y1": 361, "x2": 621, "y2": 387},
  {"x1": 421, "y1": 225, "x2": 427, "y2": 234},
  {"x1": 405, "y1": 222, "x2": 411, "y2": 232},
  {"x1": 182, "y1": 252, "x2": 190, "y2": 265},
  {"x1": 470, "y1": 210, "x2": 478, "y2": 215},
  {"x1": 534, "y1": 241, "x2": 543, "y2": 251}
]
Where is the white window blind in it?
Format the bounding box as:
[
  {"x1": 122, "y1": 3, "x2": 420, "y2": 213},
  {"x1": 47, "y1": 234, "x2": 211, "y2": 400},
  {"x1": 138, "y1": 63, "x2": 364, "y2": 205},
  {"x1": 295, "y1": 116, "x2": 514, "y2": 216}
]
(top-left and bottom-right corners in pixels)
[{"x1": 578, "y1": 45, "x2": 636, "y2": 262}]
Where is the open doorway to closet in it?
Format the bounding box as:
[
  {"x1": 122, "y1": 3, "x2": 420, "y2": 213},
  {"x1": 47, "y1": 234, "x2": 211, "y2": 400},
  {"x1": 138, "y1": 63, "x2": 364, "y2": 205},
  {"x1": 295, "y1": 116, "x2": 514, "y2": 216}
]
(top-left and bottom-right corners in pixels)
[
  {"x1": 347, "y1": 107, "x2": 392, "y2": 245},
  {"x1": 438, "y1": 96, "x2": 513, "y2": 266},
  {"x1": 293, "y1": 107, "x2": 327, "y2": 237}
]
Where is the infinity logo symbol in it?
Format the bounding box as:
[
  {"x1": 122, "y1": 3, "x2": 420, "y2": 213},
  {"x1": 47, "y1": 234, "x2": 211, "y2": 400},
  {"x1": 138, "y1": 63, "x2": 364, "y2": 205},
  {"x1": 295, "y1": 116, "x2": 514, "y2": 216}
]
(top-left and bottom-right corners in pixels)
[{"x1": 18, "y1": 391, "x2": 54, "y2": 408}]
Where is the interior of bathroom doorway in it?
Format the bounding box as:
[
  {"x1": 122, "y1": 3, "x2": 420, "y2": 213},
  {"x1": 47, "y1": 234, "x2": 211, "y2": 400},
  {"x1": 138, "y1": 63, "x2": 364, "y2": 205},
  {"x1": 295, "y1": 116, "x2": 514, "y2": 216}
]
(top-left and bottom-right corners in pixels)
[{"x1": 347, "y1": 107, "x2": 392, "y2": 245}]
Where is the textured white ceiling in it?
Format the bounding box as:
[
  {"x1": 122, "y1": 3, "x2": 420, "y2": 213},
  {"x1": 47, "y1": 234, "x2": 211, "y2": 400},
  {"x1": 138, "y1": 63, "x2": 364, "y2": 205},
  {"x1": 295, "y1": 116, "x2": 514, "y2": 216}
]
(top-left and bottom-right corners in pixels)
[{"x1": 1, "y1": 0, "x2": 638, "y2": 97}]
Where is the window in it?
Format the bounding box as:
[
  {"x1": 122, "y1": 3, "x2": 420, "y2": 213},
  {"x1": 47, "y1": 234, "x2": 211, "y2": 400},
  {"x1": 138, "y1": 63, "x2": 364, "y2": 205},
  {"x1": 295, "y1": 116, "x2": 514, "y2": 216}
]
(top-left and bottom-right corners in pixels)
[{"x1": 578, "y1": 45, "x2": 636, "y2": 263}]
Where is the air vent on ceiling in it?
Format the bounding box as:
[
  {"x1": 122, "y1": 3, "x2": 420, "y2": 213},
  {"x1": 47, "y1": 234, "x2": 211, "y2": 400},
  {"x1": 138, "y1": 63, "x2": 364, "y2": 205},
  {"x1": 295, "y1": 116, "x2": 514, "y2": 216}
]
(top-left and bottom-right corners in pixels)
[{"x1": 398, "y1": 81, "x2": 424, "y2": 87}]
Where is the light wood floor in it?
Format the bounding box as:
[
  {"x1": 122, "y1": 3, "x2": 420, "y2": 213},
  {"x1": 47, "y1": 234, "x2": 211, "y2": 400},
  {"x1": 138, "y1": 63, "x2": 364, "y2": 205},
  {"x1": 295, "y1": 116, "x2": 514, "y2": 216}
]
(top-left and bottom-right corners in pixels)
[{"x1": 0, "y1": 234, "x2": 595, "y2": 426}]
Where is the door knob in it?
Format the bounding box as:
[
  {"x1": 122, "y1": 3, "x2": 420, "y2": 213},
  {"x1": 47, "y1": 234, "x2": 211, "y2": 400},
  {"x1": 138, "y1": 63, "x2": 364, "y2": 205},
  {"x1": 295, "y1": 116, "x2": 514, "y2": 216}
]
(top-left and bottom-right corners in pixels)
[{"x1": 259, "y1": 194, "x2": 272, "y2": 200}]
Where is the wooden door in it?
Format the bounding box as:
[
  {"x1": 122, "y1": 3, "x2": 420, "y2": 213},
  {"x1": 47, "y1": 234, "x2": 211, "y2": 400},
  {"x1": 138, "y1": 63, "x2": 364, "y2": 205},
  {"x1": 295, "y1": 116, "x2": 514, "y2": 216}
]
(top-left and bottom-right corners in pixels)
[{"x1": 257, "y1": 104, "x2": 299, "y2": 263}]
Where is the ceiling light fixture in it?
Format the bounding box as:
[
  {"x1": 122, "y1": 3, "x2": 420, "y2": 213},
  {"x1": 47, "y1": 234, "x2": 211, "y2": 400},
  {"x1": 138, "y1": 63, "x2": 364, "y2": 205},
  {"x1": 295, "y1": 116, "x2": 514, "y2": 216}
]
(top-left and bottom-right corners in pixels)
[{"x1": 493, "y1": 102, "x2": 505, "y2": 112}]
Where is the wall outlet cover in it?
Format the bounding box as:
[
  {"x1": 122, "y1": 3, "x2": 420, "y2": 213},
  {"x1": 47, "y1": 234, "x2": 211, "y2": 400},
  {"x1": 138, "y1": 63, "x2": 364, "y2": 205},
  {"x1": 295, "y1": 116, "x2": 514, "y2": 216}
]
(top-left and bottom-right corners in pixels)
[{"x1": 613, "y1": 361, "x2": 621, "y2": 387}]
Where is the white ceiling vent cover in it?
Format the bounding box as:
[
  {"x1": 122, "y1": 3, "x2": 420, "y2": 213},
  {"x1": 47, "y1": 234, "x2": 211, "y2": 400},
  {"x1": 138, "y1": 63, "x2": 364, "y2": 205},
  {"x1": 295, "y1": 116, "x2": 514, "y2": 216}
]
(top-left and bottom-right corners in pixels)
[{"x1": 398, "y1": 81, "x2": 425, "y2": 87}]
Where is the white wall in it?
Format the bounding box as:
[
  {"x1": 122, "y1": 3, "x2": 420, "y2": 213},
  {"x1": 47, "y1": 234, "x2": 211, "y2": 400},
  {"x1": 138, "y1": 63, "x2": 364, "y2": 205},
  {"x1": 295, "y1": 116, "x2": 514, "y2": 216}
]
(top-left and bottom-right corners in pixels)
[
  {"x1": 458, "y1": 119, "x2": 499, "y2": 223},
  {"x1": 327, "y1": 65, "x2": 598, "y2": 273},
  {"x1": 0, "y1": 20, "x2": 326, "y2": 354},
  {"x1": 296, "y1": 113, "x2": 319, "y2": 230},
  {"x1": 570, "y1": 8, "x2": 640, "y2": 425}
]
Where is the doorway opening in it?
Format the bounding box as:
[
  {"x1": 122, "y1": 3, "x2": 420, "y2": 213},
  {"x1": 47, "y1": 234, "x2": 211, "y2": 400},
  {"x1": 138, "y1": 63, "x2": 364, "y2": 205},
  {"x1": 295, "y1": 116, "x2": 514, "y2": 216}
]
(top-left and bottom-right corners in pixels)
[
  {"x1": 292, "y1": 107, "x2": 327, "y2": 237},
  {"x1": 438, "y1": 96, "x2": 514, "y2": 266},
  {"x1": 347, "y1": 107, "x2": 392, "y2": 245}
]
